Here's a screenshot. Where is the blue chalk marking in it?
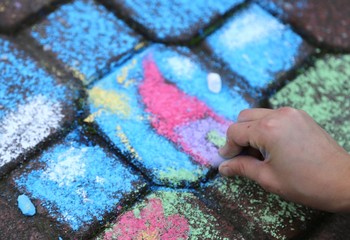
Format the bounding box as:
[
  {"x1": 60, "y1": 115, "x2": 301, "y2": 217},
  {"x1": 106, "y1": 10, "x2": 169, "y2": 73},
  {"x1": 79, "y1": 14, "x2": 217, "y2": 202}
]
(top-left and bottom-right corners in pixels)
[
  {"x1": 151, "y1": 45, "x2": 250, "y2": 120},
  {"x1": 0, "y1": 37, "x2": 67, "y2": 119},
  {"x1": 17, "y1": 194, "x2": 36, "y2": 216},
  {"x1": 15, "y1": 130, "x2": 145, "y2": 230},
  {"x1": 30, "y1": 0, "x2": 141, "y2": 84},
  {"x1": 206, "y1": 4, "x2": 303, "y2": 89},
  {"x1": 117, "y1": 0, "x2": 244, "y2": 40}
]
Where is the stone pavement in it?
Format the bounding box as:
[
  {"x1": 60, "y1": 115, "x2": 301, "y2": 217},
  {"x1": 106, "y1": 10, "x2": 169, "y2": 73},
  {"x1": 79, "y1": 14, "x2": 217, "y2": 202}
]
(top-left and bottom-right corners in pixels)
[{"x1": 0, "y1": 0, "x2": 349, "y2": 239}]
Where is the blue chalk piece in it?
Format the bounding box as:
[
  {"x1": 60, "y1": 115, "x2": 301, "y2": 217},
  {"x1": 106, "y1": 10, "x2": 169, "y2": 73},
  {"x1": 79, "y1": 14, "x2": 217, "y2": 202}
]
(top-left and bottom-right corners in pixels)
[
  {"x1": 30, "y1": 0, "x2": 141, "y2": 84},
  {"x1": 206, "y1": 4, "x2": 303, "y2": 89},
  {"x1": 114, "y1": 0, "x2": 244, "y2": 41},
  {"x1": 17, "y1": 194, "x2": 36, "y2": 216}
]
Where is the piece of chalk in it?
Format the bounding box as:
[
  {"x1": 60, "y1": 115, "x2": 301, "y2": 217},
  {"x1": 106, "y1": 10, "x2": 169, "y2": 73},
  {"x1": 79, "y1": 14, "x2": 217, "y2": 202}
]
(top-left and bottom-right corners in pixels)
[
  {"x1": 207, "y1": 72, "x2": 222, "y2": 93},
  {"x1": 17, "y1": 194, "x2": 36, "y2": 216}
]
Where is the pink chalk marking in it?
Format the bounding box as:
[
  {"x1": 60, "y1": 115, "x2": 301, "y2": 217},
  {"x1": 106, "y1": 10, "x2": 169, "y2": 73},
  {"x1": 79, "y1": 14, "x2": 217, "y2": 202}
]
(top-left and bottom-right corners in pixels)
[
  {"x1": 104, "y1": 198, "x2": 189, "y2": 240},
  {"x1": 139, "y1": 57, "x2": 231, "y2": 166}
]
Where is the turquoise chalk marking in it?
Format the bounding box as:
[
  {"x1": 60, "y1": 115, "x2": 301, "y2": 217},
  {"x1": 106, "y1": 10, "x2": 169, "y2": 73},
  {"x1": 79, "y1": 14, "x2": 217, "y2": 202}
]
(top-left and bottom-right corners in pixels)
[
  {"x1": 206, "y1": 4, "x2": 303, "y2": 89},
  {"x1": 17, "y1": 194, "x2": 36, "y2": 216},
  {"x1": 16, "y1": 130, "x2": 145, "y2": 230},
  {"x1": 30, "y1": 0, "x2": 140, "y2": 84}
]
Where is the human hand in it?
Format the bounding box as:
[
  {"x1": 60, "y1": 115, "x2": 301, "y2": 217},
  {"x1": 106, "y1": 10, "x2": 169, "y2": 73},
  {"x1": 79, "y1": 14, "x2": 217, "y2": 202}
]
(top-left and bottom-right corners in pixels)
[{"x1": 218, "y1": 107, "x2": 350, "y2": 212}]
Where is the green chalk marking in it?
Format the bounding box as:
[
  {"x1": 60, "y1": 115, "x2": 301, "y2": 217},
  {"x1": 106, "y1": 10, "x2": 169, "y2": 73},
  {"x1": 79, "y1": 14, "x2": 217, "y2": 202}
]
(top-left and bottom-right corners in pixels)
[{"x1": 207, "y1": 130, "x2": 226, "y2": 148}]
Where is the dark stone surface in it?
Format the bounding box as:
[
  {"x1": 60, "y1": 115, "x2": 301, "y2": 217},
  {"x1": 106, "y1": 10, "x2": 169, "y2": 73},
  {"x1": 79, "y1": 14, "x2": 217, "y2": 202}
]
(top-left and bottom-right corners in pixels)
[
  {"x1": 96, "y1": 190, "x2": 244, "y2": 239},
  {"x1": 200, "y1": 176, "x2": 325, "y2": 239},
  {"x1": 307, "y1": 213, "x2": 350, "y2": 240},
  {"x1": 270, "y1": 54, "x2": 350, "y2": 152},
  {"x1": 0, "y1": 197, "x2": 58, "y2": 240},
  {"x1": 98, "y1": 0, "x2": 245, "y2": 43},
  {"x1": 0, "y1": 0, "x2": 56, "y2": 31},
  {"x1": 11, "y1": 128, "x2": 148, "y2": 239},
  {"x1": 258, "y1": 0, "x2": 350, "y2": 51},
  {"x1": 28, "y1": 0, "x2": 143, "y2": 85},
  {"x1": 0, "y1": 35, "x2": 77, "y2": 177},
  {"x1": 202, "y1": 3, "x2": 314, "y2": 94}
]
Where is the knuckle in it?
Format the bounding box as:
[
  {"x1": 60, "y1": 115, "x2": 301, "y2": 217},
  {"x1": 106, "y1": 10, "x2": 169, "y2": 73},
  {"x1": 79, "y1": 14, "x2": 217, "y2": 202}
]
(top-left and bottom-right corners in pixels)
[
  {"x1": 277, "y1": 107, "x2": 300, "y2": 118},
  {"x1": 237, "y1": 109, "x2": 251, "y2": 121},
  {"x1": 258, "y1": 118, "x2": 278, "y2": 131}
]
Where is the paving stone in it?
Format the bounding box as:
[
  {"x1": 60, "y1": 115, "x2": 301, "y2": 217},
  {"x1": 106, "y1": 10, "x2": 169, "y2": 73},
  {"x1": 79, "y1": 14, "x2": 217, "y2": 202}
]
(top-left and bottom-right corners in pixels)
[
  {"x1": 96, "y1": 189, "x2": 244, "y2": 240},
  {"x1": 201, "y1": 176, "x2": 323, "y2": 239},
  {"x1": 204, "y1": 3, "x2": 313, "y2": 91},
  {"x1": 270, "y1": 54, "x2": 350, "y2": 152},
  {"x1": 0, "y1": 0, "x2": 56, "y2": 31},
  {"x1": 29, "y1": 0, "x2": 143, "y2": 85},
  {"x1": 307, "y1": 213, "x2": 350, "y2": 240},
  {"x1": 0, "y1": 197, "x2": 58, "y2": 240},
  {"x1": 258, "y1": 0, "x2": 350, "y2": 51},
  {"x1": 85, "y1": 44, "x2": 251, "y2": 187},
  {"x1": 13, "y1": 129, "x2": 148, "y2": 237},
  {"x1": 0, "y1": 36, "x2": 76, "y2": 177},
  {"x1": 99, "y1": 0, "x2": 245, "y2": 42}
]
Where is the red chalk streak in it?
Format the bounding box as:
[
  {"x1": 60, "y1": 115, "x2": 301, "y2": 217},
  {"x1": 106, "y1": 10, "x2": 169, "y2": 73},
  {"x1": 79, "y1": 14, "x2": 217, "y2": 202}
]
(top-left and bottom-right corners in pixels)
[
  {"x1": 139, "y1": 58, "x2": 222, "y2": 140},
  {"x1": 104, "y1": 198, "x2": 189, "y2": 240},
  {"x1": 138, "y1": 57, "x2": 228, "y2": 165}
]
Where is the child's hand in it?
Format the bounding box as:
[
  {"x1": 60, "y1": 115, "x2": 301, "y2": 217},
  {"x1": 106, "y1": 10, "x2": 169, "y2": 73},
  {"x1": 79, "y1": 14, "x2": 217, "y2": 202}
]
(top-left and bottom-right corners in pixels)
[{"x1": 219, "y1": 107, "x2": 350, "y2": 212}]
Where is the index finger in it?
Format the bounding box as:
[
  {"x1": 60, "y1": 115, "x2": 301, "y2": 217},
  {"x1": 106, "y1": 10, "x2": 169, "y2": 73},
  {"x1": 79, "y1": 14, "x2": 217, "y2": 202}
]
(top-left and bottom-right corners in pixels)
[{"x1": 219, "y1": 121, "x2": 264, "y2": 159}]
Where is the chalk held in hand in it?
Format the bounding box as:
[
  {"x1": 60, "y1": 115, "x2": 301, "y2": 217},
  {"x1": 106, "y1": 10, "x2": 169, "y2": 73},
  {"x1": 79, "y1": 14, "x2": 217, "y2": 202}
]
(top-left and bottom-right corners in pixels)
[
  {"x1": 207, "y1": 72, "x2": 222, "y2": 93},
  {"x1": 17, "y1": 194, "x2": 36, "y2": 216}
]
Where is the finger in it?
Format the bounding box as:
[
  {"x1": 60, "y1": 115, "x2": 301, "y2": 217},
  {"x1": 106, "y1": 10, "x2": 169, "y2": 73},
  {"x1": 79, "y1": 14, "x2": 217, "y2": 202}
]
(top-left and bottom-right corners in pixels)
[
  {"x1": 237, "y1": 108, "x2": 273, "y2": 123},
  {"x1": 219, "y1": 121, "x2": 263, "y2": 159},
  {"x1": 219, "y1": 156, "x2": 280, "y2": 195},
  {"x1": 218, "y1": 155, "x2": 263, "y2": 181}
]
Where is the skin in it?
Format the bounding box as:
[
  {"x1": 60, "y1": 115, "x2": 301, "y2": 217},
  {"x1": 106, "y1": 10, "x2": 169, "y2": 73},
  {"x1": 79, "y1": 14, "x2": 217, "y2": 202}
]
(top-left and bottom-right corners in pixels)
[{"x1": 218, "y1": 107, "x2": 350, "y2": 212}]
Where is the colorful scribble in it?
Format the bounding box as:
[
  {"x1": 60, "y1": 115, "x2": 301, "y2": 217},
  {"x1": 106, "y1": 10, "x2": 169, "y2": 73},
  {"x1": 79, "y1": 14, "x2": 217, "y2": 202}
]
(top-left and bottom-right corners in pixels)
[
  {"x1": 139, "y1": 58, "x2": 231, "y2": 166},
  {"x1": 88, "y1": 45, "x2": 249, "y2": 185},
  {"x1": 103, "y1": 198, "x2": 189, "y2": 240}
]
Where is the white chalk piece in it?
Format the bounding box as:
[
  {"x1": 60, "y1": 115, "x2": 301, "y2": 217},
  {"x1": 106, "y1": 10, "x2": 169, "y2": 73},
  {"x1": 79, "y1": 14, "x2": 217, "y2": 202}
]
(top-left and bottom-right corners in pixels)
[
  {"x1": 17, "y1": 194, "x2": 36, "y2": 216},
  {"x1": 207, "y1": 72, "x2": 222, "y2": 93}
]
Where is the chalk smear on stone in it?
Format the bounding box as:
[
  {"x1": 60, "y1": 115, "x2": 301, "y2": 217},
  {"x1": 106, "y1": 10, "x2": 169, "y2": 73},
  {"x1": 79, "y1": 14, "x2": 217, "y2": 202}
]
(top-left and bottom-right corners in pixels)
[
  {"x1": 41, "y1": 147, "x2": 87, "y2": 187},
  {"x1": 17, "y1": 194, "x2": 36, "y2": 216},
  {"x1": 167, "y1": 56, "x2": 196, "y2": 78},
  {"x1": 0, "y1": 95, "x2": 63, "y2": 167},
  {"x1": 218, "y1": 9, "x2": 284, "y2": 50},
  {"x1": 207, "y1": 72, "x2": 222, "y2": 93}
]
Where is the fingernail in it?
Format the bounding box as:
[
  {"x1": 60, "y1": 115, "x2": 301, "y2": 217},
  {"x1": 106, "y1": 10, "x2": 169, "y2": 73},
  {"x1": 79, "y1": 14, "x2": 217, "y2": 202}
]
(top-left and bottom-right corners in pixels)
[
  {"x1": 219, "y1": 164, "x2": 231, "y2": 176},
  {"x1": 218, "y1": 145, "x2": 228, "y2": 158}
]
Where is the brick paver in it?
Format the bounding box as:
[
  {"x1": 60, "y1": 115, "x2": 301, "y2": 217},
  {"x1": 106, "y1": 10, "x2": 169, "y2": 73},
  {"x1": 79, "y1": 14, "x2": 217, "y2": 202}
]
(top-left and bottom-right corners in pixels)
[
  {"x1": 96, "y1": 190, "x2": 244, "y2": 239},
  {"x1": 99, "y1": 0, "x2": 245, "y2": 42},
  {"x1": 204, "y1": 3, "x2": 313, "y2": 92},
  {"x1": 0, "y1": 0, "x2": 349, "y2": 238},
  {"x1": 0, "y1": 0, "x2": 56, "y2": 31},
  {"x1": 258, "y1": 0, "x2": 350, "y2": 51},
  {"x1": 86, "y1": 44, "x2": 250, "y2": 187},
  {"x1": 13, "y1": 129, "x2": 148, "y2": 238},
  {"x1": 201, "y1": 176, "x2": 323, "y2": 239},
  {"x1": 0, "y1": 36, "x2": 77, "y2": 177},
  {"x1": 270, "y1": 54, "x2": 350, "y2": 152},
  {"x1": 28, "y1": 0, "x2": 143, "y2": 85}
]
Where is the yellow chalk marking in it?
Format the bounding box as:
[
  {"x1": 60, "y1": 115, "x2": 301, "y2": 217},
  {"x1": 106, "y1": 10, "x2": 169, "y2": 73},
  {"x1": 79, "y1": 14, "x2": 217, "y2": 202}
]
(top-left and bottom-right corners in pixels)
[
  {"x1": 116, "y1": 125, "x2": 141, "y2": 160},
  {"x1": 116, "y1": 59, "x2": 137, "y2": 87},
  {"x1": 88, "y1": 87, "x2": 131, "y2": 117}
]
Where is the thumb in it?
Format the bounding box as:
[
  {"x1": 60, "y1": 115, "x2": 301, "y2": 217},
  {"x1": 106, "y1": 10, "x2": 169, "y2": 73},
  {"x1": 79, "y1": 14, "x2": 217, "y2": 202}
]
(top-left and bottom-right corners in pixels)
[{"x1": 218, "y1": 155, "x2": 263, "y2": 182}]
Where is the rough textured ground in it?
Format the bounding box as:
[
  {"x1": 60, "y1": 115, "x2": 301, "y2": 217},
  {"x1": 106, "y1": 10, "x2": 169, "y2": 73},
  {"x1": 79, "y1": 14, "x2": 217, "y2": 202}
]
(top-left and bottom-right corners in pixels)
[{"x1": 0, "y1": 0, "x2": 349, "y2": 239}]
